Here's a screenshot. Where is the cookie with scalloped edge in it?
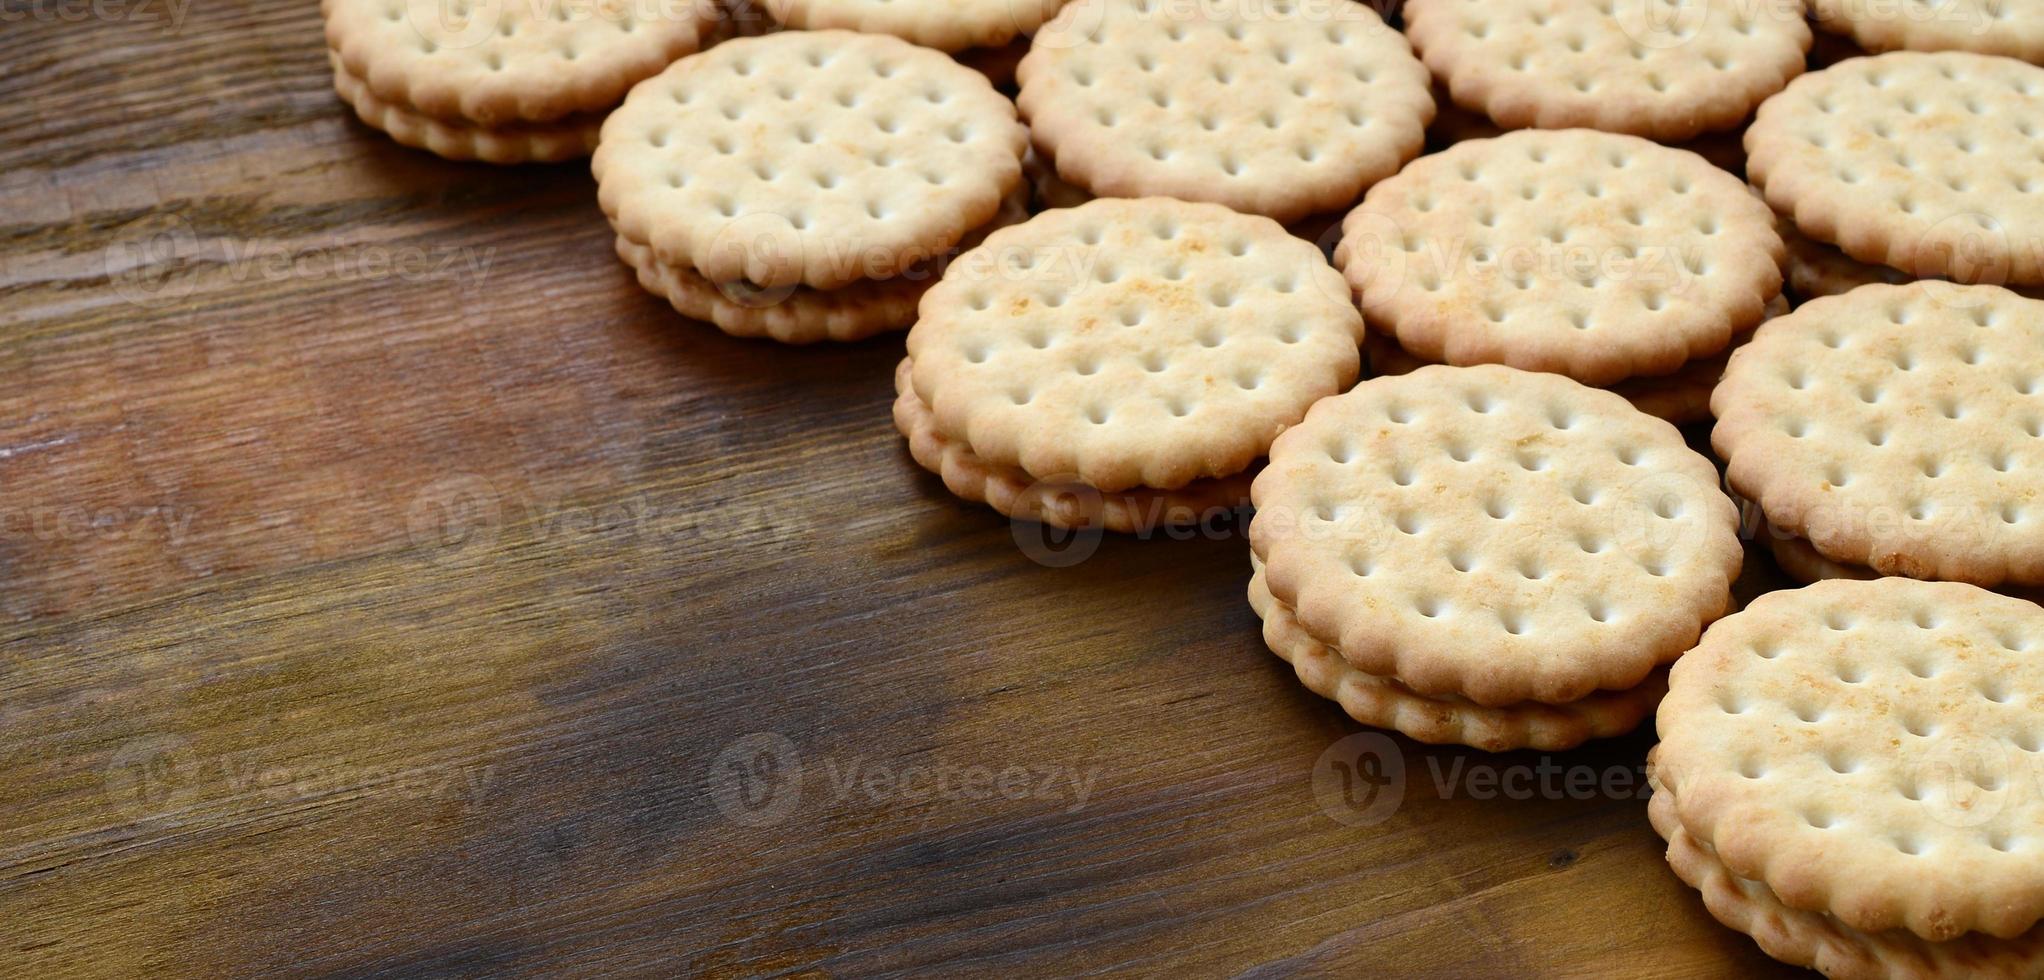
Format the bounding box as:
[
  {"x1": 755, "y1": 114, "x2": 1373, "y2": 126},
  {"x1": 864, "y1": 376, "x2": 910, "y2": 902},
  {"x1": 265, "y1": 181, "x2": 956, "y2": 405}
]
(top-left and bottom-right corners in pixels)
[
  {"x1": 1712, "y1": 284, "x2": 2044, "y2": 586},
  {"x1": 329, "y1": 51, "x2": 601, "y2": 163},
  {"x1": 1015, "y1": 0, "x2": 1432, "y2": 223},
  {"x1": 1338, "y1": 129, "x2": 1783, "y2": 386},
  {"x1": 1653, "y1": 578, "x2": 2044, "y2": 942},
  {"x1": 1367, "y1": 294, "x2": 1788, "y2": 425},
  {"x1": 893, "y1": 359, "x2": 1252, "y2": 531},
  {"x1": 595, "y1": 31, "x2": 1027, "y2": 290},
  {"x1": 1403, "y1": 0, "x2": 1810, "y2": 141},
  {"x1": 907, "y1": 197, "x2": 1365, "y2": 494},
  {"x1": 323, "y1": 0, "x2": 712, "y2": 126},
  {"x1": 1648, "y1": 781, "x2": 2044, "y2": 979},
  {"x1": 615, "y1": 185, "x2": 1027, "y2": 343},
  {"x1": 1250, "y1": 559, "x2": 1666, "y2": 751},
  {"x1": 1811, "y1": 0, "x2": 2044, "y2": 63},
  {"x1": 763, "y1": 0, "x2": 1059, "y2": 51},
  {"x1": 1251, "y1": 364, "x2": 1743, "y2": 707},
  {"x1": 1747, "y1": 51, "x2": 2044, "y2": 286}
]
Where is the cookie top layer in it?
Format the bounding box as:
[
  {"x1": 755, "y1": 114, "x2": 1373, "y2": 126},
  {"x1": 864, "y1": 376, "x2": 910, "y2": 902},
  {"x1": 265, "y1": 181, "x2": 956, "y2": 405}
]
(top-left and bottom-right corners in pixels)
[
  {"x1": 1250, "y1": 364, "x2": 1742, "y2": 707},
  {"x1": 1338, "y1": 129, "x2": 1783, "y2": 386},
  {"x1": 1712, "y1": 284, "x2": 2044, "y2": 586},
  {"x1": 1747, "y1": 51, "x2": 2044, "y2": 286},
  {"x1": 1403, "y1": 0, "x2": 1810, "y2": 141},
  {"x1": 906, "y1": 198, "x2": 1364, "y2": 493},
  {"x1": 1014, "y1": 0, "x2": 1432, "y2": 223},
  {"x1": 1655, "y1": 578, "x2": 2044, "y2": 942},
  {"x1": 323, "y1": 0, "x2": 711, "y2": 125},
  {"x1": 594, "y1": 31, "x2": 1026, "y2": 290},
  {"x1": 1812, "y1": 0, "x2": 2044, "y2": 63},
  {"x1": 763, "y1": 0, "x2": 1062, "y2": 51}
]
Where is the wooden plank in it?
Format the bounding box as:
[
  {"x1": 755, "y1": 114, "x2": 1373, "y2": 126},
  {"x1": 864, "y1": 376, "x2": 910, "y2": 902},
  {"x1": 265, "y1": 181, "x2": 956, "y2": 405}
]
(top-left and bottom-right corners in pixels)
[{"x1": 0, "y1": 2, "x2": 1804, "y2": 975}]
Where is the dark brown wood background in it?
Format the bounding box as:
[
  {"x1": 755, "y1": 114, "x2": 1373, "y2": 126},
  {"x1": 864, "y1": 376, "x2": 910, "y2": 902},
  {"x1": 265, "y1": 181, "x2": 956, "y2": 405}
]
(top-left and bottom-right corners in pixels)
[{"x1": 0, "y1": 2, "x2": 1808, "y2": 975}]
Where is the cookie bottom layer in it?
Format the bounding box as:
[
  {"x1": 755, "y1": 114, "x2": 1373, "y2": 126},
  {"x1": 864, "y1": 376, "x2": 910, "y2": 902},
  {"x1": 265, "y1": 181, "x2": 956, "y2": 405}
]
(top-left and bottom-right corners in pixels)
[
  {"x1": 1248, "y1": 562, "x2": 1664, "y2": 751},
  {"x1": 1648, "y1": 786, "x2": 2044, "y2": 980},
  {"x1": 329, "y1": 53, "x2": 602, "y2": 164},
  {"x1": 616, "y1": 187, "x2": 1027, "y2": 344},
  {"x1": 893, "y1": 358, "x2": 1253, "y2": 533},
  {"x1": 618, "y1": 236, "x2": 932, "y2": 344}
]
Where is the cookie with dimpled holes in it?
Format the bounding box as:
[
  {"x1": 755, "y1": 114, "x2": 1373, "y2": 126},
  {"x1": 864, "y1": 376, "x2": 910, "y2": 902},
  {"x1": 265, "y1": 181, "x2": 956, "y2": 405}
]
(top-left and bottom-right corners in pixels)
[
  {"x1": 1651, "y1": 579, "x2": 2044, "y2": 954},
  {"x1": 323, "y1": 0, "x2": 713, "y2": 161},
  {"x1": 1250, "y1": 364, "x2": 1743, "y2": 707},
  {"x1": 1402, "y1": 0, "x2": 1809, "y2": 141},
  {"x1": 1711, "y1": 284, "x2": 2044, "y2": 586},
  {"x1": 1649, "y1": 778, "x2": 2044, "y2": 980},
  {"x1": 906, "y1": 198, "x2": 1365, "y2": 496},
  {"x1": 1015, "y1": 0, "x2": 1433, "y2": 224},
  {"x1": 595, "y1": 31, "x2": 1027, "y2": 291},
  {"x1": 1337, "y1": 129, "x2": 1783, "y2": 387},
  {"x1": 1747, "y1": 51, "x2": 2044, "y2": 286}
]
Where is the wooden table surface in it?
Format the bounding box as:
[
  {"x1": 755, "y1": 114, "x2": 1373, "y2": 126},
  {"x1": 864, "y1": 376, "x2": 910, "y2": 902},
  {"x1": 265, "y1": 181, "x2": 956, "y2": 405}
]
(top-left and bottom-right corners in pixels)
[{"x1": 1, "y1": 2, "x2": 1807, "y2": 976}]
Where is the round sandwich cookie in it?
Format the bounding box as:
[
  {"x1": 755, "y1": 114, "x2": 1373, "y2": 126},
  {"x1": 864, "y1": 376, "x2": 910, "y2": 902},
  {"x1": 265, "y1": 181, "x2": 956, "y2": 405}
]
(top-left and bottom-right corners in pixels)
[
  {"x1": 323, "y1": 0, "x2": 714, "y2": 163},
  {"x1": 1812, "y1": 0, "x2": 2044, "y2": 64},
  {"x1": 1650, "y1": 579, "x2": 2044, "y2": 975},
  {"x1": 1014, "y1": 0, "x2": 1434, "y2": 224},
  {"x1": 1250, "y1": 364, "x2": 1744, "y2": 709},
  {"x1": 1337, "y1": 129, "x2": 1784, "y2": 386},
  {"x1": 1748, "y1": 51, "x2": 2044, "y2": 286},
  {"x1": 594, "y1": 30, "x2": 1027, "y2": 338},
  {"x1": 1402, "y1": 0, "x2": 1811, "y2": 142},
  {"x1": 1712, "y1": 284, "x2": 2044, "y2": 587},
  {"x1": 1248, "y1": 557, "x2": 1670, "y2": 751},
  {"x1": 898, "y1": 197, "x2": 1365, "y2": 530}
]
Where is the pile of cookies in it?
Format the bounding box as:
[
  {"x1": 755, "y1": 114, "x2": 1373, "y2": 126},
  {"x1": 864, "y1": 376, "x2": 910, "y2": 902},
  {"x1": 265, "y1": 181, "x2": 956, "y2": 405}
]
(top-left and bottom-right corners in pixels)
[{"x1": 315, "y1": 0, "x2": 2044, "y2": 972}]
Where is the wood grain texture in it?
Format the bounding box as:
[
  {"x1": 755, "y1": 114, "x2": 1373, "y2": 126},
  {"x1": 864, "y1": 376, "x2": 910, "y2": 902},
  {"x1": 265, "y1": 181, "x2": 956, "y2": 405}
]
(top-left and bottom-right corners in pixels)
[{"x1": 0, "y1": 2, "x2": 1807, "y2": 976}]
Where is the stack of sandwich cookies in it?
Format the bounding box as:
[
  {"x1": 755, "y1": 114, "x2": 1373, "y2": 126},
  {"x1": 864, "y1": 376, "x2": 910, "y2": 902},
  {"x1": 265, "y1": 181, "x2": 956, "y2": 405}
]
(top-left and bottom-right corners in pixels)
[
  {"x1": 1713, "y1": 283, "x2": 2044, "y2": 589},
  {"x1": 1364, "y1": 293, "x2": 1789, "y2": 426},
  {"x1": 1015, "y1": 0, "x2": 1434, "y2": 224},
  {"x1": 1336, "y1": 130, "x2": 1785, "y2": 406},
  {"x1": 593, "y1": 31, "x2": 1028, "y2": 343},
  {"x1": 1248, "y1": 365, "x2": 1743, "y2": 750},
  {"x1": 1649, "y1": 579, "x2": 2044, "y2": 977},
  {"x1": 1811, "y1": 0, "x2": 2044, "y2": 62},
  {"x1": 762, "y1": 0, "x2": 1060, "y2": 87},
  {"x1": 1748, "y1": 51, "x2": 2044, "y2": 288},
  {"x1": 1402, "y1": 0, "x2": 1810, "y2": 141},
  {"x1": 322, "y1": 0, "x2": 714, "y2": 163},
  {"x1": 897, "y1": 198, "x2": 1365, "y2": 532}
]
